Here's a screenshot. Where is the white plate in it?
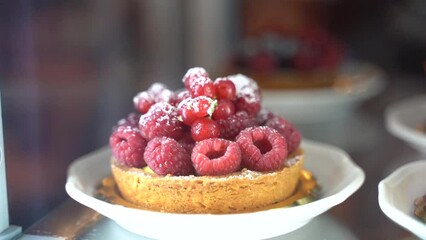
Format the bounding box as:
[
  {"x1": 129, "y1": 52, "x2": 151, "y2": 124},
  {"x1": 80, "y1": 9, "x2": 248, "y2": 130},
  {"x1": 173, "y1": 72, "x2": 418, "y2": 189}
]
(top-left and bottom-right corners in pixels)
[
  {"x1": 378, "y1": 160, "x2": 426, "y2": 239},
  {"x1": 65, "y1": 140, "x2": 365, "y2": 240},
  {"x1": 262, "y1": 60, "x2": 385, "y2": 123},
  {"x1": 386, "y1": 95, "x2": 426, "y2": 154}
]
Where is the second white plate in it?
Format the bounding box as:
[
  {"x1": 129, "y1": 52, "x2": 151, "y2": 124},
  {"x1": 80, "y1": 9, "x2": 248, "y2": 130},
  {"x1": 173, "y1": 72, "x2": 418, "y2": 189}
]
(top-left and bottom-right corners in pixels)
[
  {"x1": 262, "y1": 60, "x2": 385, "y2": 123},
  {"x1": 386, "y1": 94, "x2": 426, "y2": 154},
  {"x1": 378, "y1": 160, "x2": 426, "y2": 239}
]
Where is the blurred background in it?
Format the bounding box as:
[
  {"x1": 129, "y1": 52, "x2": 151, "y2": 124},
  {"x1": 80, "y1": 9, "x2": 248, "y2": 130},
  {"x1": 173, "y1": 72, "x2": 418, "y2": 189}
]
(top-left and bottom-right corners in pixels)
[{"x1": 0, "y1": 0, "x2": 425, "y2": 238}]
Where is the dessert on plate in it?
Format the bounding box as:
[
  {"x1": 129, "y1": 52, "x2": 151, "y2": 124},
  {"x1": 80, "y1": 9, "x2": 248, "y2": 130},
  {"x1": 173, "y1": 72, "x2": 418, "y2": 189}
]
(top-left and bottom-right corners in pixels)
[
  {"x1": 108, "y1": 67, "x2": 308, "y2": 213},
  {"x1": 415, "y1": 193, "x2": 426, "y2": 222}
]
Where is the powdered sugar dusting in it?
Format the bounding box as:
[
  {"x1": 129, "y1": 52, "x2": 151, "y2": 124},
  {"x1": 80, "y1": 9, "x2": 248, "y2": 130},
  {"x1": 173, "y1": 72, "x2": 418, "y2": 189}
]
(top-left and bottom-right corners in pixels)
[
  {"x1": 228, "y1": 74, "x2": 261, "y2": 103},
  {"x1": 182, "y1": 67, "x2": 209, "y2": 83},
  {"x1": 148, "y1": 82, "x2": 167, "y2": 95},
  {"x1": 190, "y1": 76, "x2": 210, "y2": 88},
  {"x1": 133, "y1": 91, "x2": 153, "y2": 105},
  {"x1": 140, "y1": 102, "x2": 177, "y2": 127}
]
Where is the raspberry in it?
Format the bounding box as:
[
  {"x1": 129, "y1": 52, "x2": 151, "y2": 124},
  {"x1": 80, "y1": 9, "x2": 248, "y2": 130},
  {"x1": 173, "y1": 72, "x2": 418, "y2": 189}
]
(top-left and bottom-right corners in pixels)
[
  {"x1": 133, "y1": 91, "x2": 155, "y2": 114},
  {"x1": 175, "y1": 88, "x2": 191, "y2": 105},
  {"x1": 265, "y1": 116, "x2": 301, "y2": 154},
  {"x1": 235, "y1": 97, "x2": 261, "y2": 116},
  {"x1": 148, "y1": 82, "x2": 167, "y2": 95},
  {"x1": 114, "y1": 112, "x2": 141, "y2": 130},
  {"x1": 214, "y1": 78, "x2": 236, "y2": 100},
  {"x1": 178, "y1": 131, "x2": 196, "y2": 154},
  {"x1": 147, "y1": 82, "x2": 177, "y2": 105},
  {"x1": 154, "y1": 88, "x2": 177, "y2": 105},
  {"x1": 192, "y1": 138, "x2": 241, "y2": 176},
  {"x1": 139, "y1": 102, "x2": 185, "y2": 140},
  {"x1": 212, "y1": 99, "x2": 235, "y2": 120},
  {"x1": 191, "y1": 118, "x2": 220, "y2": 141},
  {"x1": 188, "y1": 76, "x2": 216, "y2": 98},
  {"x1": 236, "y1": 126, "x2": 288, "y2": 172},
  {"x1": 109, "y1": 125, "x2": 147, "y2": 168},
  {"x1": 228, "y1": 74, "x2": 261, "y2": 116},
  {"x1": 182, "y1": 67, "x2": 209, "y2": 89},
  {"x1": 215, "y1": 111, "x2": 258, "y2": 140},
  {"x1": 256, "y1": 108, "x2": 275, "y2": 125},
  {"x1": 144, "y1": 137, "x2": 194, "y2": 176}
]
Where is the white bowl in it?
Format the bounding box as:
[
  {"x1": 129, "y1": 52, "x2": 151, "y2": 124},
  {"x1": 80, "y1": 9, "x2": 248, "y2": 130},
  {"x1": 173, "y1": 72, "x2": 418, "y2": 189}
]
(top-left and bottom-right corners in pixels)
[
  {"x1": 386, "y1": 95, "x2": 426, "y2": 154},
  {"x1": 66, "y1": 140, "x2": 365, "y2": 240},
  {"x1": 378, "y1": 160, "x2": 426, "y2": 239},
  {"x1": 262, "y1": 60, "x2": 385, "y2": 123}
]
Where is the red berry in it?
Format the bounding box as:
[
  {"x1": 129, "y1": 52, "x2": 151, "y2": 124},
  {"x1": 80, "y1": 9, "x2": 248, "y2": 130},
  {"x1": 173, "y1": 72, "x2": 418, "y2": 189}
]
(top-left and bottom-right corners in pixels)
[
  {"x1": 182, "y1": 67, "x2": 209, "y2": 89},
  {"x1": 188, "y1": 76, "x2": 216, "y2": 98},
  {"x1": 178, "y1": 96, "x2": 216, "y2": 126},
  {"x1": 191, "y1": 96, "x2": 216, "y2": 118},
  {"x1": 265, "y1": 116, "x2": 301, "y2": 154},
  {"x1": 175, "y1": 88, "x2": 191, "y2": 105},
  {"x1": 212, "y1": 99, "x2": 235, "y2": 120},
  {"x1": 114, "y1": 112, "x2": 141, "y2": 130},
  {"x1": 133, "y1": 91, "x2": 155, "y2": 114},
  {"x1": 148, "y1": 82, "x2": 167, "y2": 95},
  {"x1": 147, "y1": 82, "x2": 177, "y2": 105},
  {"x1": 228, "y1": 74, "x2": 261, "y2": 116},
  {"x1": 236, "y1": 126, "x2": 288, "y2": 172},
  {"x1": 191, "y1": 118, "x2": 220, "y2": 141},
  {"x1": 256, "y1": 108, "x2": 275, "y2": 125},
  {"x1": 235, "y1": 98, "x2": 261, "y2": 117},
  {"x1": 215, "y1": 111, "x2": 258, "y2": 140},
  {"x1": 109, "y1": 125, "x2": 147, "y2": 168},
  {"x1": 144, "y1": 137, "x2": 194, "y2": 176},
  {"x1": 192, "y1": 138, "x2": 241, "y2": 176},
  {"x1": 178, "y1": 131, "x2": 196, "y2": 155},
  {"x1": 214, "y1": 78, "x2": 236, "y2": 100},
  {"x1": 139, "y1": 102, "x2": 185, "y2": 140},
  {"x1": 179, "y1": 107, "x2": 198, "y2": 126}
]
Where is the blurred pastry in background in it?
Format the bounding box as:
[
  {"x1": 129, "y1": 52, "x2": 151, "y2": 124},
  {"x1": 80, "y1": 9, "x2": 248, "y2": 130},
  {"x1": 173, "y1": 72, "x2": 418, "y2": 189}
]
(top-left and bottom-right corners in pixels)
[{"x1": 226, "y1": 0, "x2": 346, "y2": 89}]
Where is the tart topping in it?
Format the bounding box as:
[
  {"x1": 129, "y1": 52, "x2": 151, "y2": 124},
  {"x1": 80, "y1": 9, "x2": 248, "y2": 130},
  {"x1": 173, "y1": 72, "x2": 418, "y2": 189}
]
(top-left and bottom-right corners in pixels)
[
  {"x1": 111, "y1": 67, "x2": 302, "y2": 175},
  {"x1": 192, "y1": 138, "x2": 241, "y2": 176},
  {"x1": 236, "y1": 126, "x2": 288, "y2": 172},
  {"x1": 109, "y1": 125, "x2": 147, "y2": 168},
  {"x1": 144, "y1": 137, "x2": 194, "y2": 176}
]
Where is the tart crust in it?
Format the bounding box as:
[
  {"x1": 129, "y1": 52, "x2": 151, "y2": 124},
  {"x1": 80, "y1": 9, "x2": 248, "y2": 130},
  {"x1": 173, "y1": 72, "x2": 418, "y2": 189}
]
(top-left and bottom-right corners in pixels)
[{"x1": 111, "y1": 148, "x2": 304, "y2": 213}]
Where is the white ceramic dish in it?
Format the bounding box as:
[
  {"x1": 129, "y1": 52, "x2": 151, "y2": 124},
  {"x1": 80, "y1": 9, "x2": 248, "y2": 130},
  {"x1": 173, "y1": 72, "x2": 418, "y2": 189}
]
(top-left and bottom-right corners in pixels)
[
  {"x1": 378, "y1": 160, "x2": 426, "y2": 239},
  {"x1": 386, "y1": 95, "x2": 426, "y2": 154},
  {"x1": 66, "y1": 140, "x2": 365, "y2": 240},
  {"x1": 262, "y1": 60, "x2": 385, "y2": 123}
]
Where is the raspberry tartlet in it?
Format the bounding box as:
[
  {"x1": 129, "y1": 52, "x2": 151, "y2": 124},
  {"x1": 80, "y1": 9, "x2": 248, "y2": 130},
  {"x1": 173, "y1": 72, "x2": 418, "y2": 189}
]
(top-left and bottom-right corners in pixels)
[{"x1": 109, "y1": 67, "x2": 305, "y2": 213}]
